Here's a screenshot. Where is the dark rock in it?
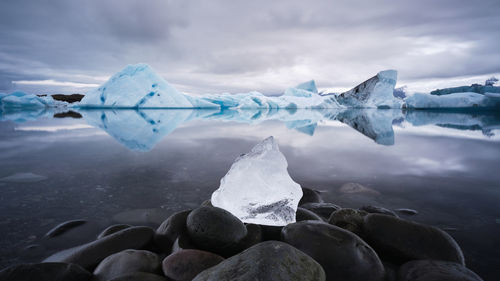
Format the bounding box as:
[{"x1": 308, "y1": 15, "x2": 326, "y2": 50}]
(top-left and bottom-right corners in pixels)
[
  {"x1": 108, "y1": 272, "x2": 168, "y2": 281},
  {"x1": 162, "y1": 249, "x2": 224, "y2": 281},
  {"x1": 93, "y1": 249, "x2": 161, "y2": 281},
  {"x1": 200, "y1": 200, "x2": 213, "y2": 207},
  {"x1": 328, "y1": 208, "x2": 368, "y2": 235},
  {"x1": 299, "y1": 187, "x2": 324, "y2": 205},
  {"x1": 97, "y1": 224, "x2": 131, "y2": 239},
  {"x1": 398, "y1": 260, "x2": 483, "y2": 281},
  {"x1": 382, "y1": 261, "x2": 399, "y2": 281},
  {"x1": 155, "y1": 210, "x2": 191, "y2": 253},
  {"x1": 172, "y1": 231, "x2": 198, "y2": 253},
  {"x1": 363, "y1": 214, "x2": 465, "y2": 265},
  {"x1": 301, "y1": 203, "x2": 341, "y2": 220},
  {"x1": 50, "y1": 94, "x2": 84, "y2": 103},
  {"x1": 43, "y1": 226, "x2": 154, "y2": 270},
  {"x1": 395, "y1": 208, "x2": 418, "y2": 216},
  {"x1": 260, "y1": 225, "x2": 283, "y2": 241},
  {"x1": 360, "y1": 205, "x2": 398, "y2": 217},
  {"x1": 53, "y1": 110, "x2": 83, "y2": 119},
  {"x1": 224, "y1": 223, "x2": 263, "y2": 254},
  {"x1": 186, "y1": 207, "x2": 247, "y2": 256},
  {"x1": 0, "y1": 262, "x2": 91, "y2": 281},
  {"x1": 296, "y1": 207, "x2": 323, "y2": 221},
  {"x1": 44, "y1": 219, "x2": 87, "y2": 238},
  {"x1": 192, "y1": 241, "x2": 325, "y2": 281},
  {"x1": 282, "y1": 221, "x2": 385, "y2": 281}
]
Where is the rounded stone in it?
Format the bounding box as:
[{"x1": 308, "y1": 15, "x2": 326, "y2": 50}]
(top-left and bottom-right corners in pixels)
[
  {"x1": 93, "y1": 249, "x2": 161, "y2": 281},
  {"x1": 155, "y1": 210, "x2": 191, "y2": 253},
  {"x1": 360, "y1": 205, "x2": 397, "y2": 217},
  {"x1": 296, "y1": 207, "x2": 323, "y2": 222},
  {"x1": 299, "y1": 187, "x2": 324, "y2": 206},
  {"x1": 328, "y1": 208, "x2": 368, "y2": 235},
  {"x1": 301, "y1": 202, "x2": 341, "y2": 220},
  {"x1": 192, "y1": 241, "x2": 325, "y2": 281},
  {"x1": 97, "y1": 224, "x2": 131, "y2": 239},
  {"x1": 109, "y1": 272, "x2": 168, "y2": 281},
  {"x1": 186, "y1": 207, "x2": 247, "y2": 254},
  {"x1": 282, "y1": 220, "x2": 385, "y2": 281},
  {"x1": 162, "y1": 249, "x2": 224, "y2": 281},
  {"x1": 363, "y1": 214, "x2": 465, "y2": 265},
  {"x1": 0, "y1": 262, "x2": 92, "y2": 281},
  {"x1": 398, "y1": 260, "x2": 483, "y2": 281}
]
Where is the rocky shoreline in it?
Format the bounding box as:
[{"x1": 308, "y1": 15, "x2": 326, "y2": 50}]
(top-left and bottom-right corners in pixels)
[{"x1": 0, "y1": 187, "x2": 483, "y2": 281}]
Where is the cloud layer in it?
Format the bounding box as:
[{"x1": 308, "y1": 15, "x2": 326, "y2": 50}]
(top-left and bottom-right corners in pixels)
[{"x1": 1, "y1": 0, "x2": 499, "y2": 94}]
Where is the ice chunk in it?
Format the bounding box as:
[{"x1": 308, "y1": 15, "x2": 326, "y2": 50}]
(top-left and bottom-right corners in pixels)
[
  {"x1": 0, "y1": 91, "x2": 53, "y2": 108},
  {"x1": 404, "y1": 92, "x2": 499, "y2": 109},
  {"x1": 78, "y1": 64, "x2": 218, "y2": 109},
  {"x1": 211, "y1": 136, "x2": 303, "y2": 226},
  {"x1": 334, "y1": 70, "x2": 400, "y2": 108},
  {"x1": 295, "y1": 80, "x2": 318, "y2": 93}
]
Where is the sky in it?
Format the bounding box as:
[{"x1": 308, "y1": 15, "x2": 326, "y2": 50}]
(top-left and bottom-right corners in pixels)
[{"x1": 1, "y1": 0, "x2": 499, "y2": 95}]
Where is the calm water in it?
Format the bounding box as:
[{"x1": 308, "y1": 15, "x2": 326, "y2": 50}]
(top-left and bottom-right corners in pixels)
[{"x1": 1, "y1": 108, "x2": 499, "y2": 279}]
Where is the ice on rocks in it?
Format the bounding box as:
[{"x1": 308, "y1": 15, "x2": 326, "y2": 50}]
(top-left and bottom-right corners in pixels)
[{"x1": 211, "y1": 136, "x2": 303, "y2": 226}]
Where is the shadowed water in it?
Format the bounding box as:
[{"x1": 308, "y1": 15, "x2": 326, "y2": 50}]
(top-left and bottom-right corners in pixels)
[{"x1": 0, "y1": 108, "x2": 499, "y2": 279}]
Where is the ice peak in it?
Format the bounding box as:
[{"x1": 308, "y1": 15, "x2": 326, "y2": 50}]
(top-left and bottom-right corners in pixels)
[{"x1": 295, "y1": 80, "x2": 318, "y2": 94}]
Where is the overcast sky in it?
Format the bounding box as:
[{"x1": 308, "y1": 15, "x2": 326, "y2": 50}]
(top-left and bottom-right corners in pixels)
[{"x1": 1, "y1": 0, "x2": 499, "y2": 95}]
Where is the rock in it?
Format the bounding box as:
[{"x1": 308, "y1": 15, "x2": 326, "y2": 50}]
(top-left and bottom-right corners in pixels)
[
  {"x1": 395, "y1": 208, "x2": 418, "y2": 216},
  {"x1": 186, "y1": 207, "x2": 247, "y2": 256},
  {"x1": 200, "y1": 199, "x2": 213, "y2": 207},
  {"x1": 44, "y1": 220, "x2": 87, "y2": 238},
  {"x1": 260, "y1": 225, "x2": 283, "y2": 241},
  {"x1": 108, "y1": 272, "x2": 168, "y2": 281},
  {"x1": 328, "y1": 208, "x2": 368, "y2": 235},
  {"x1": 224, "y1": 223, "x2": 263, "y2": 254},
  {"x1": 0, "y1": 262, "x2": 92, "y2": 281},
  {"x1": 299, "y1": 187, "x2": 324, "y2": 205},
  {"x1": 97, "y1": 224, "x2": 131, "y2": 239},
  {"x1": 339, "y1": 182, "x2": 380, "y2": 195},
  {"x1": 363, "y1": 214, "x2": 465, "y2": 265},
  {"x1": 301, "y1": 203, "x2": 341, "y2": 220},
  {"x1": 360, "y1": 205, "x2": 397, "y2": 217},
  {"x1": 192, "y1": 241, "x2": 325, "y2": 281},
  {"x1": 296, "y1": 207, "x2": 323, "y2": 221},
  {"x1": 155, "y1": 210, "x2": 191, "y2": 253},
  {"x1": 398, "y1": 260, "x2": 483, "y2": 281},
  {"x1": 93, "y1": 249, "x2": 161, "y2": 281},
  {"x1": 282, "y1": 221, "x2": 385, "y2": 281},
  {"x1": 172, "y1": 231, "x2": 198, "y2": 253},
  {"x1": 43, "y1": 226, "x2": 154, "y2": 270},
  {"x1": 162, "y1": 249, "x2": 224, "y2": 281}
]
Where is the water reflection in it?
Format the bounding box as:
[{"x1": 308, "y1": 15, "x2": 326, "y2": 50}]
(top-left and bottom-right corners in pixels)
[{"x1": 2, "y1": 108, "x2": 500, "y2": 151}]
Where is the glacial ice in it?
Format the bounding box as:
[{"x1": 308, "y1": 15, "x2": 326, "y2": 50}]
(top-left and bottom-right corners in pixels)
[
  {"x1": 211, "y1": 136, "x2": 303, "y2": 226},
  {"x1": 404, "y1": 92, "x2": 499, "y2": 109},
  {"x1": 0, "y1": 91, "x2": 61, "y2": 109}
]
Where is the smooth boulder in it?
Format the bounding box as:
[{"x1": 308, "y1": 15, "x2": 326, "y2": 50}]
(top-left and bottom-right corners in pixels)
[
  {"x1": 299, "y1": 187, "x2": 324, "y2": 205},
  {"x1": 328, "y1": 208, "x2": 367, "y2": 235},
  {"x1": 192, "y1": 241, "x2": 325, "y2": 281},
  {"x1": 282, "y1": 221, "x2": 385, "y2": 281},
  {"x1": 109, "y1": 272, "x2": 168, "y2": 281},
  {"x1": 43, "y1": 226, "x2": 154, "y2": 270},
  {"x1": 186, "y1": 207, "x2": 247, "y2": 255},
  {"x1": 155, "y1": 210, "x2": 191, "y2": 253},
  {"x1": 93, "y1": 249, "x2": 161, "y2": 281},
  {"x1": 162, "y1": 249, "x2": 224, "y2": 281},
  {"x1": 398, "y1": 260, "x2": 483, "y2": 281},
  {"x1": 363, "y1": 214, "x2": 465, "y2": 264},
  {"x1": 0, "y1": 262, "x2": 92, "y2": 281},
  {"x1": 301, "y1": 202, "x2": 341, "y2": 220},
  {"x1": 97, "y1": 224, "x2": 131, "y2": 239},
  {"x1": 360, "y1": 205, "x2": 397, "y2": 217},
  {"x1": 296, "y1": 207, "x2": 324, "y2": 221}
]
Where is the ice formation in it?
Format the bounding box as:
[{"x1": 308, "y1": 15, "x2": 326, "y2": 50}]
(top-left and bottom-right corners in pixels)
[
  {"x1": 0, "y1": 91, "x2": 61, "y2": 109},
  {"x1": 211, "y1": 136, "x2": 303, "y2": 226},
  {"x1": 404, "y1": 92, "x2": 499, "y2": 109}
]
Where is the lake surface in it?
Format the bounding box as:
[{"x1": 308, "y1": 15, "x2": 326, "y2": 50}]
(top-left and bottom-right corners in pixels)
[{"x1": 1, "y1": 108, "x2": 499, "y2": 279}]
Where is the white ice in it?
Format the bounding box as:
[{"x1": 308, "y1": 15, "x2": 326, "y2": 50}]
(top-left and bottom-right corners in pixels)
[
  {"x1": 404, "y1": 92, "x2": 498, "y2": 109},
  {"x1": 0, "y1": 91, "x2": 62, "y2": 109},
  {"x1": 211, "y1": 136, "x2": 303, "y2": 226}
]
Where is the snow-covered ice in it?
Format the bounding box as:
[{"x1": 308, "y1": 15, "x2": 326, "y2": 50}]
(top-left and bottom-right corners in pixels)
[
  {"x1": 0, "y1": 91, "x2": 63, "y2": 109},
  {"x1": 211, "y1": 136, "x2": 303, "y2": 226},
  {"x1": 404, "y1": 92, "x2": 498, "y2": 109}
]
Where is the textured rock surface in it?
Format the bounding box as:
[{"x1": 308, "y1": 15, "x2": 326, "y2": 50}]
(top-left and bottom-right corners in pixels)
[
  {"x1": 363, "y1": 214, "x2": 465, "y2": 264},
  {"x1": 93, "y1": 249, "x2": 161, "y2": 281},
  {"x1": 155, "y1": 210, "x2": 191, "y2": 253},
  {"x1": 282, "y1": 221, "x2": 385, "y2": 281},
  {"x1": 162, "y1": 249, "x2": 224, "y2": 281},
  {"x1": 328, "y1": 208, "x2": 368, "y2": 235},
  {"x1": 192, "y1": 241, "x2": 325, "y2": 281}
]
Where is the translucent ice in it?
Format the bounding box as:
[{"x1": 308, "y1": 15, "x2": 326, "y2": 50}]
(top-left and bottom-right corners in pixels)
[
  {"x1": 0, "y1": 91, "x2": 61, "y2": 109},
  {"x1": 211, "y1": 136, "x2": 303, "y2": 226},
  {"x1": 404, "y1": 92, "x2": 499, "y2": 109}
]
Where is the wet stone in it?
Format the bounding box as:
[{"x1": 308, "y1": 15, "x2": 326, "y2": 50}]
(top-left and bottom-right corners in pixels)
[
  {"x1": 398, "y1": 260, "x2": 483, "y2": 281},
  {"x1": 282, "y1": 221, "x2": 385, "y2": 281},
  {"x1": 162, "y1": 249, "x2": 224, "y2": 281},
  {"x1": 301, "y1": 202, "x2": 341, "y2": 220},
  {"x1": 296, "y1": 207, "x2": 324, "y2": 222},
  {"x1": 192, "y1": 241, "x2": 326, "y2": 281},
  {"x1": 395, "y1": 208, "x2": 418, "y2": 216},
  {"x1": 93, "y1": 249, "x2": 162, "y2": 281},
  {"x1": 328, "y1": 208, "x2": 368, "y2": 235},
  {"x1": 299, "y1": 187, "x2": 324, "y2": 206},
  {"x1": 108, "y1": 272, "x2": 168, "y2": 281},
  {"x1": 363, "y1": 214, "x2": 465, "y2": 265},
  {"x1": 155, "y1": 210, "x2": 191, "y2": 253},
  {"x1": 0, "y1": 262, "x2": 92, "y2": 281},
  {"x1": 360, "y1": 205, "x2": 398, "y2": 217},
  {"x1": 97, "y1": 224, "x2": 131, "y2": 239},
  {"x1": 44, "y1": 219, "x2": 87, "y2": 238}
]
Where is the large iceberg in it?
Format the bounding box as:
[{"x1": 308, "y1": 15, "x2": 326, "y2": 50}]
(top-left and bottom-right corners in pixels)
[
  {"x1": 78, "y1": 64, "x2": 217, "y2": 109},
  {"x1": 211, "y1": 136, "x2": 303, "y2": 226},
  {"x1": 404, "y1": 92, "x2": 500, "y2": 109},
  {"x1": 0, "y1": 91, "x2": 63, "y2": 109}
]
